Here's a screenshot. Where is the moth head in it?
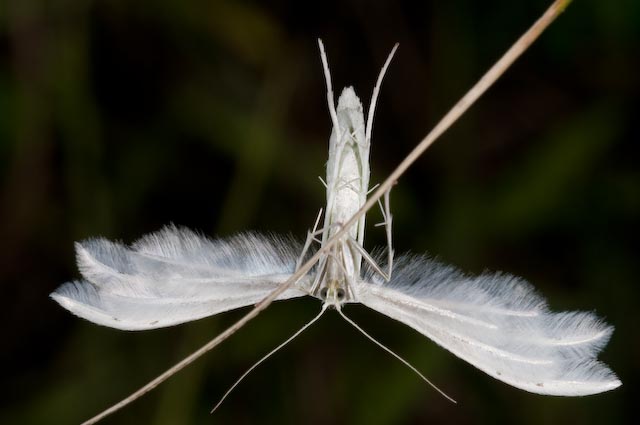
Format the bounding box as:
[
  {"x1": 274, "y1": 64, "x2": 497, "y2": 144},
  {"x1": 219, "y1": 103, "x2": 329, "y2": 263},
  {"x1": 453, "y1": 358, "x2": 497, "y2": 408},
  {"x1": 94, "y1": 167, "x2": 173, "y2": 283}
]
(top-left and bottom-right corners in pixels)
[{"x1": 319, "y1": 281, "x2": 348, "y2": 307}]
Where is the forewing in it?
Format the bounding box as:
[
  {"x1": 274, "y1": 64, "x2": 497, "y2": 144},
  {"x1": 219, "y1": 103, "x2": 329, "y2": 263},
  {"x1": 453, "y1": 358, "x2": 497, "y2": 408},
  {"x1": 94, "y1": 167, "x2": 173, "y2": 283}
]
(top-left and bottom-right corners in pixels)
[
  {"x1": 355, "y1": 254, "x2": 621, "y2": 396},
  {"x1": 51, "y1": 226, "x2": 310, "y2": 330}
]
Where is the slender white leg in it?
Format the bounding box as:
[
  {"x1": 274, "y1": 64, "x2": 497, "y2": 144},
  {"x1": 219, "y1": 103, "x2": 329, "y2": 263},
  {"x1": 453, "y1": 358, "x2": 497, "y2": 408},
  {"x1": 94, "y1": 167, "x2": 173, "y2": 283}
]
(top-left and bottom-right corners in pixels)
[
  {"x1": 348, "y1": 238, "x2": 390, "y2": 282},
  {"x1": 318, "y1": 39, "x2": 341, "y2": 138},
  {"x1": 357, "y1": 189, "x2": 394, "y2": 281},
  {"x1": 381, "y1": 190, "x2": 394, "y2": 279},
  {"x1": 296, "y1": 209, "x2": 324, "y2": 270},
  {"x1": 365, "y1": 43, "x2": 399, "y2": 145}
]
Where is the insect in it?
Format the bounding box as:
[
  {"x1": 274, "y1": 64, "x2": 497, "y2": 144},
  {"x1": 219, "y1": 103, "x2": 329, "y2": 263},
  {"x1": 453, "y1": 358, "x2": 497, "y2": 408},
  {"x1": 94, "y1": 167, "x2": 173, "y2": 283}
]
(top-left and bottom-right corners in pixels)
[{"x1": 50, "y1": 1, "x2": 620, "y2": 423}]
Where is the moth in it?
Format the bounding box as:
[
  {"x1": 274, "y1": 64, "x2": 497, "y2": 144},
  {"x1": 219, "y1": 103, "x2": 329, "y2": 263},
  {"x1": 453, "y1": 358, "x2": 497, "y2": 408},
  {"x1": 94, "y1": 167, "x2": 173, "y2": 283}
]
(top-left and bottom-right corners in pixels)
[{"x1": 51, "y1": 2, "x2": 620, "y2": 422}]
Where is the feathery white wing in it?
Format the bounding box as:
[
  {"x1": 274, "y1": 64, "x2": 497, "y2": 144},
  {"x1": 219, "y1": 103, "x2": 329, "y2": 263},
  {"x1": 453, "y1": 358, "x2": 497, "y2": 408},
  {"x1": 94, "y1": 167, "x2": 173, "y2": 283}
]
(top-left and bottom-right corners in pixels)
[
  {"x1": 355, "y1": 255, "x2": 621, "y2": 396},
  {"x1": 51, "y1": 226, "x2": 310, "y2": 331}
]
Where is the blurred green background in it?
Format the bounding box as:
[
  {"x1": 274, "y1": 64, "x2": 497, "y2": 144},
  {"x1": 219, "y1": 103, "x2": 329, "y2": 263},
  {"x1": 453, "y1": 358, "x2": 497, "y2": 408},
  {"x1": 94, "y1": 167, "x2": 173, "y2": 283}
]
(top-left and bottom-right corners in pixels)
[{"x1": 1, "y1": 0, "x2": 638, "y2": 423}]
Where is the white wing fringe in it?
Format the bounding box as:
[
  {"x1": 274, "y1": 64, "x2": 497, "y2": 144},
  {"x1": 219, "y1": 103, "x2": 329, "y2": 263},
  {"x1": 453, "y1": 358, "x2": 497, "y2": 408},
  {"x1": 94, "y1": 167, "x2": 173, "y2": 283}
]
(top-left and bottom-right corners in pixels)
[
  {"x1": 51, "y1": 225, "x2": 309, "y2": 330},
  {"x1": 51, "y1": 226, "x2": 621, "y2": 396},
  {"x1": 356, "y1": 254, "x2": 621, "y2": 396}
]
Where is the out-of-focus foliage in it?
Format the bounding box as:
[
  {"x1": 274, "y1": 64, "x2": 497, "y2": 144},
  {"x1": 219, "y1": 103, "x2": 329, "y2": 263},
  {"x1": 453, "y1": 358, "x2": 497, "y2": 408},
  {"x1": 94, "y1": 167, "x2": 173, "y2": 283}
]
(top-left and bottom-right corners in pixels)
[{"x1": 1, "y1": 0, "x2": 637, "y2": 424}]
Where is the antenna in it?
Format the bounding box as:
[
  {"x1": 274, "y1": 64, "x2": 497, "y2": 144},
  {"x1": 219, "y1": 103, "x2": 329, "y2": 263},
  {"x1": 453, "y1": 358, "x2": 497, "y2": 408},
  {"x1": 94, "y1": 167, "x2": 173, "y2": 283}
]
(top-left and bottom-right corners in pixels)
[
  {"x1": 337, "y1": 307, "x2": 457, "y2": 404},
  {"x1": 211, "y1": 305, "x2": 328, "y2": 413}
]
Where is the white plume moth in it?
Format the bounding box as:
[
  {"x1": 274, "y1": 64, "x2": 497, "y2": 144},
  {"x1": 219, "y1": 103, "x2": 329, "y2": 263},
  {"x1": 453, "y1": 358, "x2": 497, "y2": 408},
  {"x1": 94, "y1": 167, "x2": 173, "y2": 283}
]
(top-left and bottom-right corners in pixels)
[{"x1": 50, "y1": 1, "x2": 620, "y2": 423}]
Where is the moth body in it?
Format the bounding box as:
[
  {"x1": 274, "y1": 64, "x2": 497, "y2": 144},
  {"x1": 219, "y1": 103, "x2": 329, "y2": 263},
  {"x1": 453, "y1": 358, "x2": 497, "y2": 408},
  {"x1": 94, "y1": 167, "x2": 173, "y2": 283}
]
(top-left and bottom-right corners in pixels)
[
  {"x1": 316, "y1": 87, "x2": 370, "y2": 305},
  {"x1": 324, "y1": 87, "x2": 370, "y2": 242}
]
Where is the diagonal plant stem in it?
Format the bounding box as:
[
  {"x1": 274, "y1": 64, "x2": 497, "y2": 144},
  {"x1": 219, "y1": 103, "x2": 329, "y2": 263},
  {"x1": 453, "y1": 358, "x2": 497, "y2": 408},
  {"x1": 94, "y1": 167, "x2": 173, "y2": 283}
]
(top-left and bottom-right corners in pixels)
[{"x1": 81, "y1": 1, "x2": 572, "y2": 423}]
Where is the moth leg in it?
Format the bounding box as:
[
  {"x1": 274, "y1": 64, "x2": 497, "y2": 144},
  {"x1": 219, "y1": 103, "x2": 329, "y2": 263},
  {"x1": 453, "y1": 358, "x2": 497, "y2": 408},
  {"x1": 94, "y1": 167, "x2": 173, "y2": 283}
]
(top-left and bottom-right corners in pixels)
[
  {"x1": 347, "y1": 189, "x2": 394, "y2": 281},
  {"x1": 317, "y1": 242, "x2": 358, "y2": 300},
  {"x1": 374, "y1": 189, "x2": 394, "y2": 279},
  {"x1": 296, "y1": 208, "x2": 327, "y2": 270},
  {"x1": 297, "y1": 215, "x2": 343, "y2": 296},
  {"x1": 340, "y1": 242, "x2": 361, "y2": 300},
  {"x1": 310, "y1": 243, "x2": 345, "y2": 296},
  {"x1": 347, "y1": 237, "x2": 390, "y2": 282},
  {"x1": 347, "y1": 124, "x2": 366, "y2": 146},
  {"x1": 336, "y1": 126, "x2": 350, "y2": 146},
  {"x1": 318, "y1": 39, "x2": 341, "y2": 138},
  {"x1": 309, "y1": 254, "x2": 329, "y2": 295},
  {"x1": 337, "y1": 176, "x2": 364, "y2": 194},
  {"x1": 367, "y1": 183, "x2": 380, "y2": 195},
  {"x1": 346, "y1": 126, "x2": 371, "y2": 172},
  {"x1": 365, "y1": 43, "x2": 398, "y2": 145},
  {"x1": 304, "y1": 212, "x2": 345, "y2": 295}
]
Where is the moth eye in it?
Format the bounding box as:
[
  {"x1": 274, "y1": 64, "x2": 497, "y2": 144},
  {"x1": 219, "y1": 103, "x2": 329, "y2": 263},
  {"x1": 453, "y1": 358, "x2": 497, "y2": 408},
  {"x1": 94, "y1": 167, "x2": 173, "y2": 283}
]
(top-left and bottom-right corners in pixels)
[
  {"x1": 336, "y1": 288, "x2": 346, "y2": 299},
  {"x1": 320, "y1": 288, "x2": 328, "y2": 299}
]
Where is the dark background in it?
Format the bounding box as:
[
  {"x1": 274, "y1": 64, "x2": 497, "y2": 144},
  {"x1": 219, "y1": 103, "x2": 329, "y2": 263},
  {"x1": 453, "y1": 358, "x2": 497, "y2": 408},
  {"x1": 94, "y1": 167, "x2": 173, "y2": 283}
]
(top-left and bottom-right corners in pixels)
[{"x1": 1, "y1": 0, "x2": 637, "y2": 424}]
